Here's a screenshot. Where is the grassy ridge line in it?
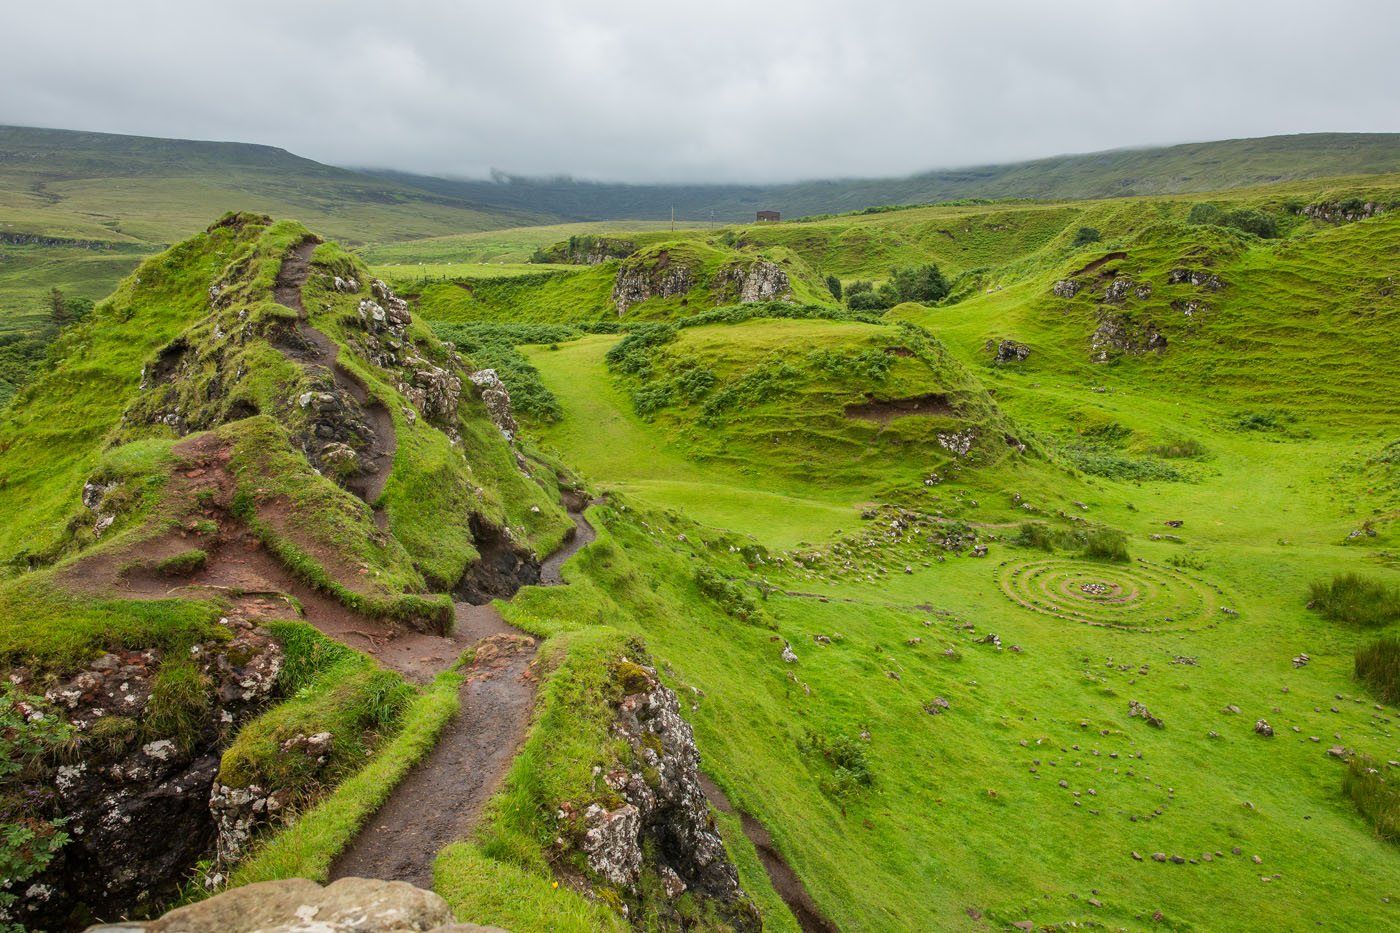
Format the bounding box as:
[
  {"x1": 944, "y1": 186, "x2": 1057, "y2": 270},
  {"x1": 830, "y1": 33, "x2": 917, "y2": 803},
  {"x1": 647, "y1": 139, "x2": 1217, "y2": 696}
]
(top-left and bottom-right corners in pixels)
[{"x1": 228, "y1": 665, "x2": 464, "y2": 886}]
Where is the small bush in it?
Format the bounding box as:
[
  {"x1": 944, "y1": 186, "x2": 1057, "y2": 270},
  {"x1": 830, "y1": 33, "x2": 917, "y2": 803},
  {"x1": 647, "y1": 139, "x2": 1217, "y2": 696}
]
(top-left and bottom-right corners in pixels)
[
  {"x1": 1186, "y1": 203, "x2": 1223, "y2": 226},
  {"x1": 1082, "y1": 528, "x2": 1130, "y2": 563},
  {"x1": 1343, "y1": 754, "x2": 1400, "y2": 842},
  {"x1": 1356, "y1": 636, "x2": 1400, "y2": 704},
  {"x1": 1220, "y1": 208, "x2": 1279, "y2": 239},
  {"x1": 825, "y1": 274, "x2": 843, "y2": 301},
  {"x1": 693, "y1": 567, "x2": 757, "y2": 621},
  {"x1": 799, "y1": 729, "x2": 873, "y2": 796},
  {"x1": 1016, "y1": 522, "x2": 1058, "y2": 551},
  {"x1": 1071, "y1": 226, "x2": 1102, "y2": 246},
  {"x1": 1309, "y1": 573, "x2": 1400, "y2": 628}
]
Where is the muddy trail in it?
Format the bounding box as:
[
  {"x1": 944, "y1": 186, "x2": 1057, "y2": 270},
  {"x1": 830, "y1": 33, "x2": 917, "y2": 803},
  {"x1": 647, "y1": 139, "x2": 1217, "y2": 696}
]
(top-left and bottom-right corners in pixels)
[
  {"x1": 699, "y1": 775, "x2": 837, "y2": 933},
  {"x1": 273, "y1": 239, "x2": 397, "y2": 507},
  {"x1": 330, "y1": 500, "x2": 599, "y2": 885}
]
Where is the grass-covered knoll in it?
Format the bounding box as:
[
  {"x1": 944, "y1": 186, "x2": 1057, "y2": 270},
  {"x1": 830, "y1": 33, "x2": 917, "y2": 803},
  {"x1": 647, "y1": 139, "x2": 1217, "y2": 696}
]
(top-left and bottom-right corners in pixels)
[
  {"x1": 603, "y1": 316, "x2": 1023, "y2": 489},
  {"x1": 0, "y1": 217, "x2": 267, "y2": 566}
]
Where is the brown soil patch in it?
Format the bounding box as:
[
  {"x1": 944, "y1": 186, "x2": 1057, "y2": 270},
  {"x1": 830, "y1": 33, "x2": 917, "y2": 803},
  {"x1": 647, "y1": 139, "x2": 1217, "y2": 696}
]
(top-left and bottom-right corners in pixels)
[
  {"x1": 698, "y1": 774, "x2": 836, "y2": 933},
  {"x1": 844, "y1": 393, "x2": 955, "y2": 423},
  {"x1": 1069, "y1": 251, "x2": 1128, "y2": 277}
]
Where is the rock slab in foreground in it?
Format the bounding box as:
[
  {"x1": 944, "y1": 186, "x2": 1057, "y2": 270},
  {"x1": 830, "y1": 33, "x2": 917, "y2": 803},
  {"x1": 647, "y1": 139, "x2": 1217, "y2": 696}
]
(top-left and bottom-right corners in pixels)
[{"x1": 86, "y1": 877, "x2": 503, "y2": 932}]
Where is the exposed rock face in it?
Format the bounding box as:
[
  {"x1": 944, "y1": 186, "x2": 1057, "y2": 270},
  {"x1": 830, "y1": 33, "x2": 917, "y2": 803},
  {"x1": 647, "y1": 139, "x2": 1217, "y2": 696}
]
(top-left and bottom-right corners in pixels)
[
  {"x1": 1302, "y1": 200, "x2": 1388, "y2": 224},
  {"x1": 1052, "y1": 279, "x2": 1082, "y2": 298},
  {"x1": 1167, "y1": 268, "x2": 1225, "y2": 290},
  {"x1": 578, "y1": 663, "x2": 758, "y2": 928},
  {"x1": 1103, "y1": 277, "x2": 1137, "y2": 303},
  {"x1": 468, "y1": 369, "x2": 518, "y2": 441},
  {"x1": 611, "y1": 250, "x2": 696, "y2": 314},
  {"x1": 988, "y1": 339, "x2": 1031, "y2": 364},
  {"x1": 713, "y1": 260, "x2": 792, "y2": 304},
  {"x1": 11, "y1": 617, "x2": 283, "y2": 930},
  {"x1": 356, "y1": 280, "x2": 464, "y2": 427},
  {"x1": 87, "y1": 877, "x2": 502, "y2": 932},
  {"x1": 1091, "y1": 311, "x2": 1167, "y2": 362}
]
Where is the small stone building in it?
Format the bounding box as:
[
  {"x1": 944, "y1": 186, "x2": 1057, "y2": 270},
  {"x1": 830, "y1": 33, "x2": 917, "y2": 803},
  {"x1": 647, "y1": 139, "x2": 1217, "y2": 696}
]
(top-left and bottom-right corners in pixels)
[{"x1": 756, "y1": 210, "x2": 781, "y2": 222}]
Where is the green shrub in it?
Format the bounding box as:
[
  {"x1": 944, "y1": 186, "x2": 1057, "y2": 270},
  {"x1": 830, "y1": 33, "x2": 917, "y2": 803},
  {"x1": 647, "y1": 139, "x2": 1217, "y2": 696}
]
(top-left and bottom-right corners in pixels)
[
  {"x1": 799, "y1": 729, "x2": 874, "y2": 797},
  {"x1": 825, "y1": 274, "x2": 843, "y2": 301},
  {"x1": 1082, "y1": 528, "x2": 1130, "y2": 563},
  {"x1": 1, "y1": 686, "x2": 73, "y2": 915},
  {"x1": 1356, "y1": 636, "x2": 1400, "y2": 704},
  {"x1": 1308, "y1": 573, "x2": 1400, "y2": 628},
  {"x1": 1016, "y1": 522, "x2": 1057, "y2": 551},
  {"x1": 886, "y1": 263, "x2": 950, "y2": 304},
  {"x1": 1187, "y1": 203, "x2": 1223, "y2": 225},
  {"x1": 1343, "y1": 754, "x2": 1400, "y2": 842},
  {"x1": 693, "y1": 566, "x2": 757, "y2": 621},
  {"x1": 1071, "y1": 226, "x2": 1102, "y2": 246},
  {"x1": 1220, "y1": 208, "x2": 1279, "y2": 239}
]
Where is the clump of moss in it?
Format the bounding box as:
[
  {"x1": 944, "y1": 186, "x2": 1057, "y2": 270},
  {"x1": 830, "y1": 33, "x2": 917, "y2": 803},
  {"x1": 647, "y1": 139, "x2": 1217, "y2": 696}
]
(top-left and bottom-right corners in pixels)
[{"x1": 612, "y1": 659, "x2": 654, "y2": 696}]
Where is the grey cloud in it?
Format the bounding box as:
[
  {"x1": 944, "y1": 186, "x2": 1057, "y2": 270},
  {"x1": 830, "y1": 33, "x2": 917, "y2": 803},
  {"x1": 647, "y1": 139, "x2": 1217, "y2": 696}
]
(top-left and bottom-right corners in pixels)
[{"x1": 1, "y1": 0, "x2": 1397, "y2": 182}]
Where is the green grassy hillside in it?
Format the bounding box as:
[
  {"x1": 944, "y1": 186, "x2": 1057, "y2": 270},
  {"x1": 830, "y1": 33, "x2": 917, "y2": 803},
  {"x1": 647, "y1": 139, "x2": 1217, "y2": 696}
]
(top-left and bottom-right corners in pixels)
[{"x1": 396, "y1": 171, "x2": 1399, "y2": 928}]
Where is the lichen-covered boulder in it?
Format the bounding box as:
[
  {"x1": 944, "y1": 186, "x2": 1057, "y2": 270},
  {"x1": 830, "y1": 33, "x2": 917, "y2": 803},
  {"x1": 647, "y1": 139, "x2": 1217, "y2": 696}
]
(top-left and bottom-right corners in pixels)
[{"x1": 85, "y1": 877, "x2": 503, "y2": 932}]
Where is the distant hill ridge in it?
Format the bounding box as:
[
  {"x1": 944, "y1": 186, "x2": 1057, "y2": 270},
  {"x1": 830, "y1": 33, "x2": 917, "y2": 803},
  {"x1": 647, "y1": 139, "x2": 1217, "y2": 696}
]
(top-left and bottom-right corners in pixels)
[{"x1": 369, "y1": 132, "x2": 1400, "y2": 221}]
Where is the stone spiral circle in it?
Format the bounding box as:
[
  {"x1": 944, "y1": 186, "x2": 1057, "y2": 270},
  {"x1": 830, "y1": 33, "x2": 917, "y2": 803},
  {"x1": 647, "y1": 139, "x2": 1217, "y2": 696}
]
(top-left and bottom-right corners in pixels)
[{"x1": 995, "y1": 557, "x2": 1228, "y2": 632}]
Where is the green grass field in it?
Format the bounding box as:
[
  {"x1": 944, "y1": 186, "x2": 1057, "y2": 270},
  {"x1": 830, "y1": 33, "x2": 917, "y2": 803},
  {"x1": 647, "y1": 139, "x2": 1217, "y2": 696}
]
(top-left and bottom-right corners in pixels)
[{"x1": 4, "y1": 156, "x2": 1400, "y2": 929}]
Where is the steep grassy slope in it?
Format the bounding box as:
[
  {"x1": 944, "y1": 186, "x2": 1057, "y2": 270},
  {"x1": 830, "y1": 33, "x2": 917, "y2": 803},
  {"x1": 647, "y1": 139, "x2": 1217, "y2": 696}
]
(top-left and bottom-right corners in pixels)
[{"x1": 374, "y1": 133, "x2": 1400, "y2": 221}]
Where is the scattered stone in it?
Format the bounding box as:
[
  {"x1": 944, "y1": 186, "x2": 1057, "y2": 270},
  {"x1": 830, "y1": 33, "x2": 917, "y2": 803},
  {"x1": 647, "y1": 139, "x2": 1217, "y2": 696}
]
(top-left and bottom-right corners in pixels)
[
  {"x1": 781, "y1": 643, "x2": 798, "y2": 664},
  {"x1": 1128, "y1": 700, "x2": 1165, "y2": 729},
  {"x1": 1254, "y1": 720, "x2": 1274, "y2": 737},
  {"x1": 1292, "y1": 653, "x2": 1310, "y2": 668},
  {"x1": 924, "y1": 696, "x2": 950, "y2": 715}
]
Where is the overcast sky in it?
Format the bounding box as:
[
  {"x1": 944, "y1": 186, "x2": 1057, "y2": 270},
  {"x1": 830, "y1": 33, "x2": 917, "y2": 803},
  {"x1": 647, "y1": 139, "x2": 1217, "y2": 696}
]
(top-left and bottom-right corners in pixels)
[{"x1": 3, "y1": 0, "x2": 1397, "y2": 183}]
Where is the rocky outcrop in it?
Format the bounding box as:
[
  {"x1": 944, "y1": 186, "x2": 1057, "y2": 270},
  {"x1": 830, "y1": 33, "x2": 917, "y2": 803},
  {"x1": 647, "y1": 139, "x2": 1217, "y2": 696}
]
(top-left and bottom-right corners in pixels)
[
  {"x1": 987, "y1": 339, "x2": 1031, "y2": 364},
  {"x1": 534, "y1": 235, "x2": 637, "y2": 265},
  {"x1": 574, "y1": 662, "x2": 758, "y2": 929},
  {"x1": 1091, "y1": 311, "x2": 1167, "y2": 362},
  {"x1": 356, "y1": 280, "x2": 464, "y2": 427},
  {"x1": 10, "y1": 617, "x2": 283, "y2": 930},
  {"x1": 1302, "y1": 200, "x2": 1389, "y2": 224},
  {"x1": 87, "y1": 876, "x2": 502, "y2": 932},
  {"x1": 1051, "y1": 279, "x2": 1081, "y2": 298},
  {"x1": 713, "y1": 260, "x2": 792, "y2": 304},
  {"x1": 1167, "y1": 268, "x2": 1225, "y2": 290},
  {"x1": 468, "y1": 369, "x2": 518, "y2": 441},
  {"x1": 611, "y1": 250, "x2": 696, "y2": 314}
]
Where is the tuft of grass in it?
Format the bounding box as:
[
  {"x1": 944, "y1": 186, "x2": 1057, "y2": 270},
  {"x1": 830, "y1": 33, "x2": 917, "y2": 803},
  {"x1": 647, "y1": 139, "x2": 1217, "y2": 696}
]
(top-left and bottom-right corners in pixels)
[
  {"x1": 1308, "y1": 573, "x2": 1400, "y2": 628},
  {"x1": 155, "y1": 549, "x2": 207, "y2": 576},
  {"x1": 144, "y1": 661, "x2": 212, "y2": 752},
  {"x1": 1343, "y1": 754, "x2": 1400, "y2": 843},
  {"x1": 1081, "y1": 528, "x2": 1131, "y2": 563},
  {"x1": 1356, "y1": 636, "x2": 1400, "y2": 704}
]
